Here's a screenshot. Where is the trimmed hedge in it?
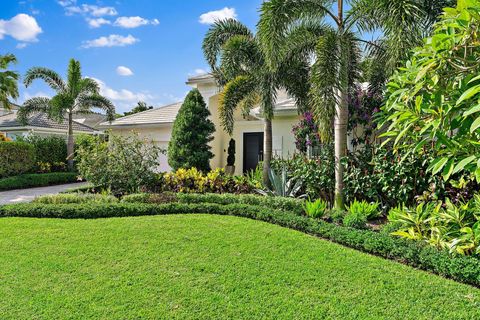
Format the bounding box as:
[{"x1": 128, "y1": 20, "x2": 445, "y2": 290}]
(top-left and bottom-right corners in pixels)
[
  {"x1": 33, "y1": 193, "x2": 118, "y2": 204},
  {"x1": 1, "y1": 201, "x2": 480, "y2": 287},
  {"x1": 0, "y1": 141, "x2": 35, "y2": 177},
  {"x1": 121, "y1": 192, "x2": 304, "y2": 215},
  {"x1": 0, "y1": 172, "x2": 79, "y2": 191}
]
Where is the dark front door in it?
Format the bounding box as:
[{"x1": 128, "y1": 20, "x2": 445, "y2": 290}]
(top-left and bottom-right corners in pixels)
[{"x1": 243, "y1": 132, "x2": 264, "y2": 173}]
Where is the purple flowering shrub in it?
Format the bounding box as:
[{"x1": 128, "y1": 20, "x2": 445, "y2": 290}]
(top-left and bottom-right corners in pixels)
[
  {"x1": 292, "y1": 112, "x2": 321, "y2": 154},
  {"x1": 347, "y1": 86, "x2": 383, "y2": 148}
]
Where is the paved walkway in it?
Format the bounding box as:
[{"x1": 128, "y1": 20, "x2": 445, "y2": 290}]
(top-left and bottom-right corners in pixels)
[{"x1": 0, "y1": 182, "x2": 89, "y2": 205}]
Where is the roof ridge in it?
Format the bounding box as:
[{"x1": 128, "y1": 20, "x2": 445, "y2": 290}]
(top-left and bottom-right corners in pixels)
[{"x1": 108, "y1": 101, "x2": 183, "y2": 122}]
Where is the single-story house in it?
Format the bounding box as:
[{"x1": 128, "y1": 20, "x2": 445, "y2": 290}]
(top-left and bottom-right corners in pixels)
[
  {"x1": 100, "y1": 74, "x2": 300, "y2": 174},
  {"x1": 0, "y1": 109, "x2": 100, "y2": 140}
]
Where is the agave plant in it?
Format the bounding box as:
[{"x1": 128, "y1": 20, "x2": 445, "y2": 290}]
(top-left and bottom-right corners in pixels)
[{"x1": 256, "y1": 167, "x2": 304, "y2": 198}]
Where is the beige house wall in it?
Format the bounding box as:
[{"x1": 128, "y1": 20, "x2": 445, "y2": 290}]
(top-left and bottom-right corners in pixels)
[
  {"x1": 109, "y1": 126, "x2": 172, "y2": 172},
  {"x1": 107, "y1": 81, "x2": 300, "y2": 175}
]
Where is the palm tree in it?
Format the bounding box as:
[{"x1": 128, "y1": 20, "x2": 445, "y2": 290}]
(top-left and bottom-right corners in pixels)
[
  {"x1": 258, "y1": 0, "x2": 451, "y2": 208},
  {"x1": 0, "y1": 54, "x2": 19, "y2": 110},
  {"x1": 202, "y1": 19, "x2": 311, "y2": 185},
  {"x1": 18, "y1": 59, "x2": 115, "y2": 171}
]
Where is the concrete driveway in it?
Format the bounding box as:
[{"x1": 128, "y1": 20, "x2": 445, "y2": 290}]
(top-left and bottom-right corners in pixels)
[{"x1": 0, "y1": 182, "x2": 89, "y2": 205}]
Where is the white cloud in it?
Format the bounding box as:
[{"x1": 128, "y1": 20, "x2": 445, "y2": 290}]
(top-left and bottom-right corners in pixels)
[
  {"x1": 116, "y1": 66, "x2": 133, "y2": 76},
  {"x1": 189, "y1": 68, "x2": 208, "y2": 76},
  {"x1": 113, "y1": 16, "x2": 159, "y2": 28},
  {"x1": 21, "y1": 91, "x2": 52, "y2": 103},
  {"x1": 88, "y1": 77, "x2": 155, "y2": 112},
  {"x1": 64, "y1": 4, "x2": 117, "y2": 17},
  {"x1": 16, "y1": 43, "x2": 28, "y2": 49},
  {"x1": 83, "y1": 5, "x2": 117, "y2": 17},
  {"x1": 82, "y1": 34, "x2": 139, "y2": 48},
  {"x1": 57, "y1": 0, "x2": 76, "y2": 7},
  {"x1": 0, "y1": 14, "x2": 42, "y2": 42},
  {"x1": 87, "y1": 18, "x2": 111, "y2": 28},
  {"x1": 199, "y1": 7, "x2": 237, "y2": 25}
]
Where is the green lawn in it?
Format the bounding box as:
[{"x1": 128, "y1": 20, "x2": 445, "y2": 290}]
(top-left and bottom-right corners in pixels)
[{"x1": 1, "y1": 215, "x2": 480, "y2": 319}]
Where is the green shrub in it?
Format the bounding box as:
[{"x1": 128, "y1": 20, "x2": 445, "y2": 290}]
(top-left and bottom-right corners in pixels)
[
  {"x1": 76, "y1": 134, "x2": 163, "y2": 195},
  {"x1": 303, "y1": 199, "x2": 328, "y2": 219},
  {"x1": 175, "y1": 192, "x2": 304, "y2": 215},
  {"x1": 272, "y1": 146, "x2": 335, "y2": 202},
  {"x1": 121, "y1": 193, "x2": 177, "y2": 204},
  {"x1": 2, "y1": 201, "x2": 480, "y2": 287},
  {"x1": 0, "y1": 141, "x2": 35, "y2": 177},
  {"x1": 168, "y1": 88, "x2": 215, "y2": 171},
  {"x1": 348, "y1": 199, "x2": 381, "y2": 220},
  {"x1": 387, "y1": 199, "x2": 480, "y2": 256},
  {"x1": 33, "y1": 193, "x2": 118, "y2": 204},
  {"x1": 0, "y1": 172, "x2": 79, "y2": 191},
  {"x1": 343, "y1": 200, "x2": 381, "y2": 229},
  {"x1": 16, "y1": 134, "x2": 67, "y2": 172},
  {"x1": 343, "y1": 210, "x2": 368, "y2": 229},
  {"x1": 160, "y1": 167, "x2": 255, "y2": 194}
]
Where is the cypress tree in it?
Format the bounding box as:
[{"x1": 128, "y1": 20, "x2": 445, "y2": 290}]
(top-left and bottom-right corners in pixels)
[{"x1": 168, "y1": 88, "x2": 215, "y2": 171}]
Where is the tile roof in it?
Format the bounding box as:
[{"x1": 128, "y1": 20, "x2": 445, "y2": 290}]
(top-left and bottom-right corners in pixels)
[
  {"x1": 72, "y1": 113, "x2": 107, "y2": 129},
  {"x1": 186, "y1": 73, "x2": 215, "y2": 85},
  {"x1": 100, "y1": 102, "x2": 182, "y2": 127},
  {"x1": 0, "y1": 111, "x2": 96, "y2": 133}
]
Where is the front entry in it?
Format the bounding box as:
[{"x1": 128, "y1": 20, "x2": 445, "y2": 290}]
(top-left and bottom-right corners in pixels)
[{"x1": 243, "y1": 132, "x2": 264, "y2": 173}]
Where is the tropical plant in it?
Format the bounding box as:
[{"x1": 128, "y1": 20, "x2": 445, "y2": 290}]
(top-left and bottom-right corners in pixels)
[
  {"x1": 258, "y1": 0, "x2": 450, "y2": 209},
  {"x1": 343, "y1": 199, "x2": 380, "y2": 229},
  {"x1": 168, "y1": 88, "x2": 215, "y2": 172},
  {"x1": 202, "y1": 19, "x2": 310, "y2": 185},
  {"x1": 380, "y1": 0, "x2": 480, "y2": 184},
  {"x1": 18, "y1": 59, "x2": 115, "y2": 171},
  {"x1": 124, "y1": 101, "x2": 153, "y2": 116},
  {"x1": 347, "y1": 199, "x2": 381, "y2": 219},
  {"x1": 271, "y1": 146, "x2": 335, "y2": 202},
  {"x1": 304, "y1": 198, "x2": 328, "y2": 219},
  {"x1": 0, "y1": 53, "x2": 19, "y2": 110},
  {"x1": 256, "y1": 167, "x2": 304, "y2": 198}
]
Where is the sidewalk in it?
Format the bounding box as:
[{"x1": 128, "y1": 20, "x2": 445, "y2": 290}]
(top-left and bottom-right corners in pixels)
[{"x1": 0, "y1": 182, "x2": 89, "y2": 205}]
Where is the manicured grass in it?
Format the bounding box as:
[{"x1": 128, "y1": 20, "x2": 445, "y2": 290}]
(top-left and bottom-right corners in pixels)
[{"x1": 1, "y1": 215, "x2": 479, "y2": 319}]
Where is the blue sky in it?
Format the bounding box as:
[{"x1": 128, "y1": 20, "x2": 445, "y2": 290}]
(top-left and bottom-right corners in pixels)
[{"x1": 0, "y1": 0, "x2": 262, "y2": 113}]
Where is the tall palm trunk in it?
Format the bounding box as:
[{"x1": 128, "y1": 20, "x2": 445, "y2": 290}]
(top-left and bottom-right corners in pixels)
[
  {"x1": 334, "y1": 0, "x2": 347, "y2": 209},
  {"x1": 263, "y1": 118, "x2": 272, "y2": 186},
  {"x1": 67, "y1": 111, "x2": 74, "y2": 171}
]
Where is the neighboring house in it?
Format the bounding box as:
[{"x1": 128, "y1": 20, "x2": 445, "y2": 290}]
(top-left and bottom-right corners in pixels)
[
  {"x1": 0, "y1": 110, "x2": 99, "y2": 140},
  {"x1": 101, "y1": 74, "x2": 300, "y2": 174},
  {"x1": 73, "y1": 113, "x2": 108, "y2": 130}
]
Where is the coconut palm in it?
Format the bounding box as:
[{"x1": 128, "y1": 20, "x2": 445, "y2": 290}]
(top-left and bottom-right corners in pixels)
[
  {"x1": 18, "y1": 58, "x2": 115, "y2": 171},
  {"x1": 202, "y1": 19, "x2": 311, "y2": 185},
  {"x1": 258, "y1": 0, "x2": 452, "y2": 208},
  {"x1": 0, "y1": 53, "x2": 19, "y2": 110}
]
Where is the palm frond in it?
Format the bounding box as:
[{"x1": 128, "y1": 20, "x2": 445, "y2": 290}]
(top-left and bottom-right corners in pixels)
[
  {"x1": 17, "y1": 97, "x2": 51, "y2": 125},
  {"x1": 67, "y1": 59, "x2": 82, "y2": 96},
  {"x1": 76, "y1": 94, "x2": 116, "y2": 121},
  {"x1": 24, "y1": 67, "x2": 66, "y2": 92},
  {"x1": 219, "y1": 75, "x2": 256, "y2": 135},
  {"x1": 221, "y1": 35, "x2": 264, "y2": 81},
  {"x1": 0, "y1": 54, "x2": 18, "y2": 69},
  {"x1": 310, "y1": 30, "x2": 339, "y2": 142},
  {"x1": 202, "y1": 19, "x2": 253, "y2": 75},
  {"x1": 258, "y1": 0, "x2": 336, "y2": 66},
  {"x1": 78, "y1": 77, "x2": 100, "y2": 95}
]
